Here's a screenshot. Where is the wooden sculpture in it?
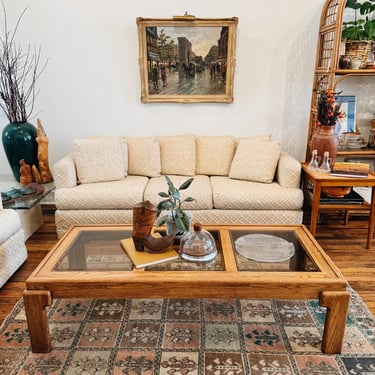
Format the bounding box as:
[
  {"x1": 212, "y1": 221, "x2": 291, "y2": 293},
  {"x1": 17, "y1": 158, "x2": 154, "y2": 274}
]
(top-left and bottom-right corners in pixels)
[
  {"x1": 19, "y1": 159, "x2": 33, "y2": 185},
  {"x1": 36, "y1": 118, "x2": 53, "y2": 183}
]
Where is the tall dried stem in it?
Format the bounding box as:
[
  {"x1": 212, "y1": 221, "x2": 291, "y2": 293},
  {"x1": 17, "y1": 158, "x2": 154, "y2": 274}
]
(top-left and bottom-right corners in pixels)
[{"x1": 0, "y1": 2, "x2": 47, "y2": 123}]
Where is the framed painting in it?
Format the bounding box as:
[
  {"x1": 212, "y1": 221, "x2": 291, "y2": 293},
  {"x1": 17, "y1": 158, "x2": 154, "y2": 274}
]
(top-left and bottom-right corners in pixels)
[
  {"x1": 136, "y1": 15, "x2": 239, "y2": 103},
  {"x1": 335, "y1": 95, "x2": 356, "y2": 134}
]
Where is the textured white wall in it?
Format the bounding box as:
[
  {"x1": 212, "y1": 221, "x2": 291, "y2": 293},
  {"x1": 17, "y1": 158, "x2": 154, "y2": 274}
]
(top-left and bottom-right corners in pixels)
[{"x1": 3, "y1": 0, "x2": 369, "y2": 180}]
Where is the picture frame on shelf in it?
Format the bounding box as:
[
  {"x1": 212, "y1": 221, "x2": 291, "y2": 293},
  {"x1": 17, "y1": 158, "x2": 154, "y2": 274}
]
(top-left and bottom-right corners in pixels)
[
  {"x1": 335, "y1": 95, "x2": 356, "y2": 134},
  {"x1": 136, "y1": 15, "x2": 238, "y2": 103}
]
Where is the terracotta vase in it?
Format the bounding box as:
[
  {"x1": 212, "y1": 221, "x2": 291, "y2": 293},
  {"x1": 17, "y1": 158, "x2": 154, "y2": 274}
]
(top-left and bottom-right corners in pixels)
[{"x1": 310, "y1": 125, "x2": 339, "y2": 164}]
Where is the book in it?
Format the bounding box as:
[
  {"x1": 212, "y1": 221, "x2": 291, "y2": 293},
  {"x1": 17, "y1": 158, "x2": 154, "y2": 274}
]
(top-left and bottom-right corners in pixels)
[
  {"x1": 120, "y1": 237, "x2": 179, "y2": 269},
  {"x1": 330, "y1": 162, "x2": 369, "y2": 178}
]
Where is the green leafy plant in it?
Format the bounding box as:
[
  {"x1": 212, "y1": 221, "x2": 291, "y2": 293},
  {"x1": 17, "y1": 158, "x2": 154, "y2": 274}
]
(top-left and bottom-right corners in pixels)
[
  {"x1": 156, "y1": 175, "x2": 195, "y2": 232},
  {"x1": 342, "y1": 0, "x2": 375, "y2": 40}
]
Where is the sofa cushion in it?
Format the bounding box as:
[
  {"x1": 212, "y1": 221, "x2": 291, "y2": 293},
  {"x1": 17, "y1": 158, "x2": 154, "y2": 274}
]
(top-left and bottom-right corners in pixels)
[
  {"x1": 54, "y1": 176, "x2": 149, "y2": 210},
  {"x1": 229, "y1": 139, "x2": 280, "y2": 183},
  {"x1": 74, "y1": 137, "x2": 125, "y2": 184},
  {"x1": 158, "y1": 135, "x2": 196, "y2": 176},
  {"x1": 235, "y1": 135, "x2": 271, "y2": 144},
  {"x1": 196, "y1": 135, "x2": 236, "y2": 176},
  {"x1": 211, "y1": 176, "x2": 303, "y2": 210},
  {"x1": 91, "y1": 136, "x2": 129, "y2": 176},
  {"x1": 144, "y1": 175, "x2": 213, "y2": 210},
  {"x1": 126, "y1": 137, "x2": 161, "y2": 177}
]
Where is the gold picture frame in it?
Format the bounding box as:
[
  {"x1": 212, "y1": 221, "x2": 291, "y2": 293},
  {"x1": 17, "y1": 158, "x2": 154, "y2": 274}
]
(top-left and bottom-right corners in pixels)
[{"x1": 136, "y1": 15, "x2": 238, "y2": 103}]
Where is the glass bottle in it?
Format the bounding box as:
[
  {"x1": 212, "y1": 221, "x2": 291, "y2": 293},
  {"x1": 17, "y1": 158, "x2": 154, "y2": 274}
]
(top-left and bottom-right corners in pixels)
[
  {"x1": 308, "y1": 149, "x2": 320, "y2": 171},
  {"x1": 320, "y1": 151, "x2": 331, "y2": 173},
  {"x1": 179, "y1": 223, "x2": 217, "y2": 262}
]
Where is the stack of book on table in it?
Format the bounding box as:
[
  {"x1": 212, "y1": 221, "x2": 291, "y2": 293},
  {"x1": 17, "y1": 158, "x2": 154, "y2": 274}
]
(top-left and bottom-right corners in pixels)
[
  {"x1": 120, "y1": 236, "x2": 179, "y2": 269},
  {"x1": 330, "y1": 162, "x2": 370, "y2": 178}
]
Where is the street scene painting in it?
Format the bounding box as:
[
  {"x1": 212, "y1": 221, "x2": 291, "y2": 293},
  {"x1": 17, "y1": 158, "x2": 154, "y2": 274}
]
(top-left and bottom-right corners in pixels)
[{"x1": 137, "y1": 17, "x2": 238, "y2": 103}]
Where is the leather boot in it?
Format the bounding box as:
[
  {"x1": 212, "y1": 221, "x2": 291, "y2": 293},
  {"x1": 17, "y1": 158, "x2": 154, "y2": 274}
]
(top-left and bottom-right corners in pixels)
[{"x1": 132, "y1": 201, "x2": 174, "y2": 253}]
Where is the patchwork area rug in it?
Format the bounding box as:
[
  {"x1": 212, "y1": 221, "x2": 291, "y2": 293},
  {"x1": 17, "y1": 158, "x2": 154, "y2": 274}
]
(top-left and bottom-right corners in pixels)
[{"x1": 1, "y1": 287, "x2": 375, "y2": 374}]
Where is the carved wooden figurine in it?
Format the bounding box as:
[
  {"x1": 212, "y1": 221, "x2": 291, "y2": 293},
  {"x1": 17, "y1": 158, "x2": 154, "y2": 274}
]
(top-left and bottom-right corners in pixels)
[
  {"x1": 36, "y1": 118, "x2": 53, "y2": 183},
  {"x1": 19, "y1": 159, "x2": 33, "y2": 186}
]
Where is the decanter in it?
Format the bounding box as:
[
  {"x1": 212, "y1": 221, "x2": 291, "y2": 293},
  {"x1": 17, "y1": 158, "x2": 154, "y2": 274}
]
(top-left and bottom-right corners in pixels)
[
  {"x1": 308, "y1": 149, "x2": 320, "y2": 171},
  {"x1": 179, "y1": 223, "x2": 217, "y2": 262},
  {"x1": 320, "y1": 151, "x2": 331, "y2": 173}
]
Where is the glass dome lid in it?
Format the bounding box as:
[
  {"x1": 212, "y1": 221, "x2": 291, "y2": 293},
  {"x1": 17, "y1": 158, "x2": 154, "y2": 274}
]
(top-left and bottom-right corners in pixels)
[{"x1": 179, "y1": 223, "x2": 217, "y2": 262}]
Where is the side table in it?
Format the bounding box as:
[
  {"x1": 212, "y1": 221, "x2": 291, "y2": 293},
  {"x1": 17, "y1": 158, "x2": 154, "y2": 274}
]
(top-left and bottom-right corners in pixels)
[
  {"x1": 301, "y1": 163, "x2": 375, "y2": 249},
  {"x1": 0, "y1": 181, "x2": 55, "y2": 240}
]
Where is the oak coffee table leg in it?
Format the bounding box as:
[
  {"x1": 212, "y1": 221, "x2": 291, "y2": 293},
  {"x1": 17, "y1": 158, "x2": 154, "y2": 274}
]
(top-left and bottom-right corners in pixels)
[
  {"x1": 319, "y1": 290, "x2": 350, "y2": 354},
  {"x1": 23, "y1": 290, "x2": 52, "y2": 353}
]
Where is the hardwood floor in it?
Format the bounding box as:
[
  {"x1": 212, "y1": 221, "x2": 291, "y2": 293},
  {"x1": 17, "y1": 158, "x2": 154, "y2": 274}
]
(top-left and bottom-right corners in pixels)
[{"x1": 0, "y1": 205, "x2": 375, "y2": 325}]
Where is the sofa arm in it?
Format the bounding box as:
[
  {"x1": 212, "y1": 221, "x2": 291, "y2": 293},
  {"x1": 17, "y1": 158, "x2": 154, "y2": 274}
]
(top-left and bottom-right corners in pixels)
[
  {"x1": 53, "y1": 153, "x2": 78, "y2": 189},
  {"x1": 276, "y1": 152, "x2": 301, "y2": 188}
]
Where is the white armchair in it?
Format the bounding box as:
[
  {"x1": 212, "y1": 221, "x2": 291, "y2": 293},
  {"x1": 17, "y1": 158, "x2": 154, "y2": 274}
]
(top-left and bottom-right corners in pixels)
[{"x1": 0, "y1": 199, "x2": 28, "y2": 287}]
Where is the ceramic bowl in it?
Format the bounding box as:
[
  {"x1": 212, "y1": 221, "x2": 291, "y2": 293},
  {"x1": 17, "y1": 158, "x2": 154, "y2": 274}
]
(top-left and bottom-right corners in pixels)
[{"x1": 321, "y1": 186, "x2": 352, "y2": 198}]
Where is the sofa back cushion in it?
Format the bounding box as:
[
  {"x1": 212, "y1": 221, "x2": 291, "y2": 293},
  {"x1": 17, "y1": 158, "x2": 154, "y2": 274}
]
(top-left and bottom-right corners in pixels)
[
  {"x1": 229, "y1": 139, "x2": 281, "y2": 183},
  {"x1": 196, "y1": 135, "x2": 236, "y2": 176},
  {"x1": 158, "y1": 134, "x2": 196, "y2": 176},
  {"x1": 126, "y1": 136, "x2": 161, "y2": 177},
  {"x1": 74, "y1": 137, "x2": 125, "y2": 184}
]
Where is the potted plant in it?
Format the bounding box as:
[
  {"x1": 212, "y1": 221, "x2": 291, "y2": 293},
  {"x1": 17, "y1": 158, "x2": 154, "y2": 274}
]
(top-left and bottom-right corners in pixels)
[
  {"x1": 156, "y1": 175, "x2": 195, "y2": 236},
  {"x1": 342, "y1": 0, "x2": 375, "y2": 68},
  {"x1": 0, "y1": 4, "x2": 47, "y2": 181}
]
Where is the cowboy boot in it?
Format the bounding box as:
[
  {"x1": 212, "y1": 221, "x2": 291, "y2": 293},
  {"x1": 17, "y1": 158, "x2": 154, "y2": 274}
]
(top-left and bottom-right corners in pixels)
[{"x1": 132, "y1": 201, "x2": 174, "y2": 253}]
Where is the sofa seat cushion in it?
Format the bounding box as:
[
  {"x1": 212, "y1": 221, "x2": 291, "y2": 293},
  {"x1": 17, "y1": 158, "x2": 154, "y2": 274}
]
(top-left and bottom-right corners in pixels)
[
  {"x1": 54, "y1": 176, "x2": 149, "y2": 210},
  {"x1": 0, "y1": 209, "x2": 21, "y2": 243},
  {"x1": 144, "y1": 175, "x2": 213, "y2": 210},
  {"x1": 211, "y1": 176, "x2": 303, "y2": 210}
]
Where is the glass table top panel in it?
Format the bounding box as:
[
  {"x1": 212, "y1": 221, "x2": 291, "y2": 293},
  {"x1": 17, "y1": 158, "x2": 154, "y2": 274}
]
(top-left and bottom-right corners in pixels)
[
  {"x1": 54, "y1": 230, "x2": 134, "y2": 271},
  {"x1": 229, "y1": 229, "x2": 318, "y2": 272},
  {"x1": 1, "y1": 181, "x2": 55, "y2": 209},
  {"x1": 52, "y1": 227, "x2": 319, "y2": 273},
  {"x1": 53, "y1": 229, "x2": 225, "y2": 272}
]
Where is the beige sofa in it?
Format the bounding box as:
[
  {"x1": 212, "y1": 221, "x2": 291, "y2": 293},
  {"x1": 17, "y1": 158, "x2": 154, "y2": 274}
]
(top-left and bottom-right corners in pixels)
[{"x1": 53, "y1": 134, "x2": 304, "y2": 238}]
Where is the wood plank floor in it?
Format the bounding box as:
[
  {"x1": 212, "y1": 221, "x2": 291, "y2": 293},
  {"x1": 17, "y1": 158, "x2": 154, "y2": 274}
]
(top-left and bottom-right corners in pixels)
[{"x1": 0, "y1": 206, "x2": 375, "y2": 325}]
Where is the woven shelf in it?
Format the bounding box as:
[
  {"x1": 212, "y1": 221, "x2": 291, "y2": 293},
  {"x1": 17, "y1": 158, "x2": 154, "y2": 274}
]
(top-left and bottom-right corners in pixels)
[{"x1": 306, "y1": 0, "x2": 375, "y2": 161}]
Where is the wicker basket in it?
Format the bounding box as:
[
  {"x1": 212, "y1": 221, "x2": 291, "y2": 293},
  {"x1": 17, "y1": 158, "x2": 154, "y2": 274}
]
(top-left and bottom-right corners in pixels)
[{"x1": 344, "y1": 40, "x2": 373, "y2": 69}]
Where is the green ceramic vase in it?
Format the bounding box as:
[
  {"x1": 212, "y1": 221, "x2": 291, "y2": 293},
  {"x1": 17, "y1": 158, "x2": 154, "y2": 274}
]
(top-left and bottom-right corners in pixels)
[{"x1": 2, "y1": 122, "x2": 38, "y2": 182}]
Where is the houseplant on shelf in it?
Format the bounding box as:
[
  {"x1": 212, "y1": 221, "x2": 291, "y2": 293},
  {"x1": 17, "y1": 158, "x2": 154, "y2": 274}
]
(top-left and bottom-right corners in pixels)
[
  {"x1": 156, "y1": 175, "x2": 195, "y2": 237},
  {"x1": 342, "y1": 0, "x2": 375, "y2": 68},
  {"x1": 311, "y1": 89, "x2": 344, "y2": 162},
  {"x1": 0, "y1": 4, "x2": 47, "y2": 181}
]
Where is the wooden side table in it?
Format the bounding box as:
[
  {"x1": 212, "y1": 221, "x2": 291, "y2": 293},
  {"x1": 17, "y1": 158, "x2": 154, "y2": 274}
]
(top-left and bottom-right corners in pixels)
[{"x1": 301, "y1": 163, "x2": 375, "y2": 249}]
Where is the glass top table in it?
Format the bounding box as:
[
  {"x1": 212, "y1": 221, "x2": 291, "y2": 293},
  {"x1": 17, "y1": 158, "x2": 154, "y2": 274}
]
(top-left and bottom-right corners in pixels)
[
  {"x1": 53, "y1": 227, "x2": 318, "y2": 273},
  {"x1": 23, "y1": 224, "x2": 349, "y2": 354},
  {"x1": 0, "y1": 181, "x2": 55, "y2": 209}
]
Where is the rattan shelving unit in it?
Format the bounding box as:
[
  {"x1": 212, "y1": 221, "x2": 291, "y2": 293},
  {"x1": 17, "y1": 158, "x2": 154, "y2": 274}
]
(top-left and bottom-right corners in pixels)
[{"x1": 306, "y1": 0, "x2": 375, "y2": 160}]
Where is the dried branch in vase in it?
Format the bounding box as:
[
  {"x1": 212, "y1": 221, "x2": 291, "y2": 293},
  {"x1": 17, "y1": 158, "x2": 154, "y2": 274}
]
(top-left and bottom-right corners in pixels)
[{"x1": 0, "y1": 2, "x2": 47, "y2": 123}]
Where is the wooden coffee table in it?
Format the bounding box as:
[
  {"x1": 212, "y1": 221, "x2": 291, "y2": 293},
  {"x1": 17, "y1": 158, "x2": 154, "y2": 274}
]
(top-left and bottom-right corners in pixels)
[{"x1": 23, "y1": 224, "x2": 349, "y2": 354}]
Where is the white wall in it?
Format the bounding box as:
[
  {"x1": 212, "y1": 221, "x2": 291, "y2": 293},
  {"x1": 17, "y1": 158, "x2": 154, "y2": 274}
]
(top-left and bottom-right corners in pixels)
[{"x1": 0, "y1": 0, "x2": 347, "y2": 179}]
